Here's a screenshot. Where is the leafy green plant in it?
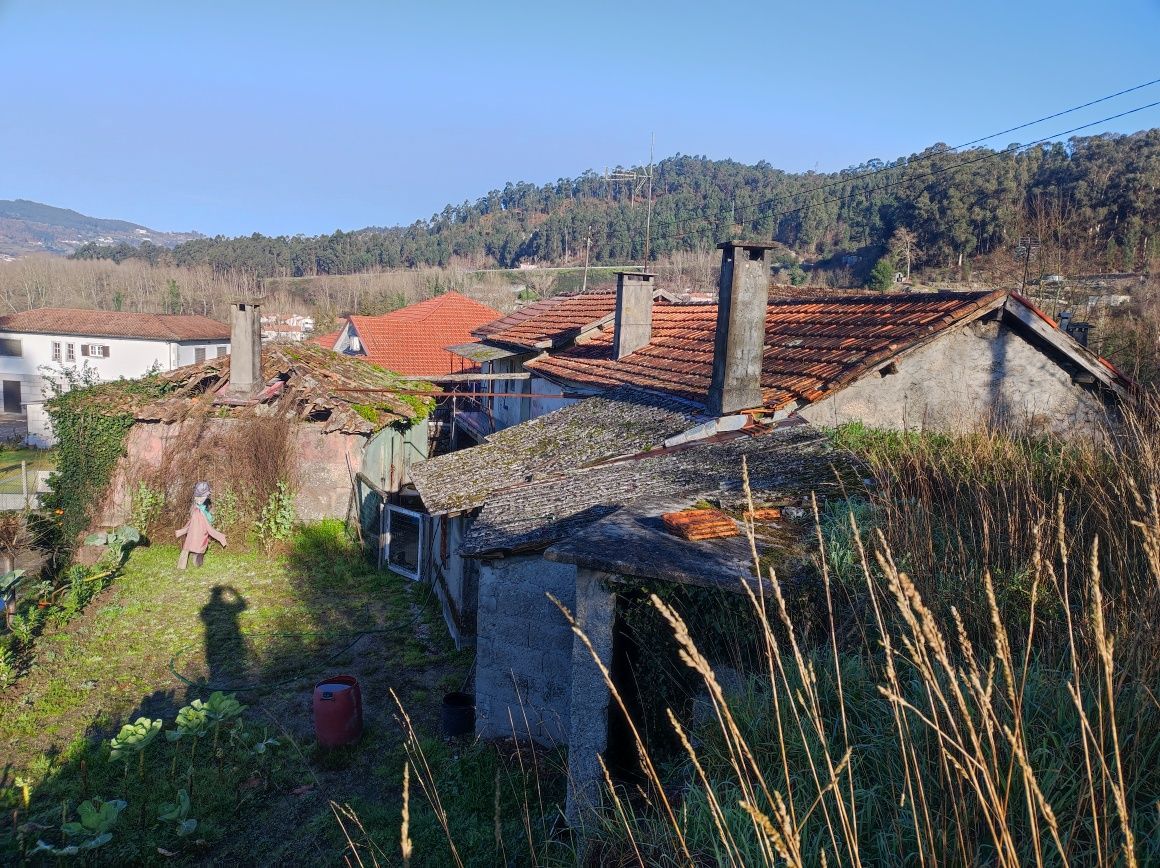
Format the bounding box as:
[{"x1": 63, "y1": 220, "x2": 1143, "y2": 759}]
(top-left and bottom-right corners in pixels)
[
  {"x1": 32, "y1": 797, "x2": 126, "y2": 856},
  {"x1": 0, "y1": 646, "x2": 15, "y2": 688},
  {"x1": 8, "y1": 613, "x2": 32, "y2": 645},
  {"x1": 158, "y1": 788, "x2": 198, "y2": 837},
  {"x1": 214, "y1": 487, "x2": 241, "y2": 533},
  {"x1": 129, "y1": 482, "x2": 165, "y2": 537},
  {"x1": 168, "y1": 702, "x2": 210, "y2": 742},
  {"x1": 110, "y1": 716, "x2": 163, "y2": 778},
  {"x1": 254, "y1": 481, "x2": 295, "y2": 552},
  {"x1": 84, "y1": 525, "x2": 141, "y2": 566}
]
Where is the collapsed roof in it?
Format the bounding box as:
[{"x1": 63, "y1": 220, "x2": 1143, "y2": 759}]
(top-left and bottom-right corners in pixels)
[{"x1": 64, "y1": 342, "x2": 432, "y2": 435}]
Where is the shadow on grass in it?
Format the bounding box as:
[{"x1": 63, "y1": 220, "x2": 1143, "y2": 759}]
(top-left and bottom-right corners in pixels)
[{"x1": 0, "y1": 520, "x2": 509, "y2": 865}]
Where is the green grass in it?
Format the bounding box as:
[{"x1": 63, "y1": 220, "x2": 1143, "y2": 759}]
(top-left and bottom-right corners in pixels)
[
  {"x1": 0, "y1": 521, "x2": 558, "y2": 865},
  {"x1": 0, "y1": 447, "x2": 55, "y2": 494}
]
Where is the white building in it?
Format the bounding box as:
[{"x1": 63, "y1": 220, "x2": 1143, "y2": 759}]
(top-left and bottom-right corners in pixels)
[{"x1": 0, "y1": 308, "x2": 231, "y2": 446}]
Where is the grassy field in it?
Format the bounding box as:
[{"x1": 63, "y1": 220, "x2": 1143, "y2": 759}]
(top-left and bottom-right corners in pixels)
[
  {"x1": 0, "y1": 448, "x2": 55, "y2": 495},
  {"x1": 0, "y1": 525, "x2": 566, "y2": 865}
]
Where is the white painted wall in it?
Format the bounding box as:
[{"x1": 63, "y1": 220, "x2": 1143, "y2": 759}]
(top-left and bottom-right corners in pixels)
[
  {"x1": 0, "y1": 331, "x2": 229, "y2": 445},
  {"x1": 0, "y1": 331, "x2": 230, "y2": 409},
  {"x1": 481, "y1": 355, "x2": 572, "y2": 431}
]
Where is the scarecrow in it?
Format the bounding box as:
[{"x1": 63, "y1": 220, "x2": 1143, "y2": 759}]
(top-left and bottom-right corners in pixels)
[{"x1": 176, "y1": 481, "x2": 228, "y2": 569}]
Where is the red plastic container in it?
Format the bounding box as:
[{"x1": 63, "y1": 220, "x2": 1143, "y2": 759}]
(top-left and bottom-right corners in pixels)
[{"x1": 312, "y1": 675, "x2": 364, "y2": 747}]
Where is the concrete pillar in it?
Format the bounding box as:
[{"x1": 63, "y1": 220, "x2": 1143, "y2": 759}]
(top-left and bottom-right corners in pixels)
[
  {"x1": 612, "y1": 272, "x2": 655, "y2": 359},
  {"x1": 229, "y1": 301, "x2": 262, "y2": 396},
  {"x1": 564, "y1": 568, "x2": 618, "y2": 829},
  {"x1": 707, "y1": 241, "x2": 774, "y2": 416}
]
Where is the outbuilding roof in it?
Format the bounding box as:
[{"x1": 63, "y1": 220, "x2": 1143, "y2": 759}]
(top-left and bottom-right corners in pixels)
[
  {"x1": 460, "y1": 423, "x2": 845, "y2": 557},
  {"x1": 0, "y1": 308, "x2": 231, "y2": 341},
  {"x1": 528, "y1": 290, "x2": 1013, "y2": 411},
  {"x1": 409, "y1": 387, "x2": 706, "y2": 514},
  {"x1": 346, "y1": 292, "x2": 502, "y2": 376}
]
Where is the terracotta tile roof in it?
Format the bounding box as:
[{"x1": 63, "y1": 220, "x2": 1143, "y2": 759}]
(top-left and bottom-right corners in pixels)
[
  {"x1": 310, "y1": 327, "x2": 344, "y2": 350},
  {"x1": 0, "y1": 307, "x2": 231, "y2": 341},
  {"x1": 471, "y1": 291, "x2": 617, "y2": 350},
  {"x1": 528, "y1": 290, "x2": 1009, "y2": 411},
  {"x1": 347, "y1": 293, "x2": 502, "y2": 377}
]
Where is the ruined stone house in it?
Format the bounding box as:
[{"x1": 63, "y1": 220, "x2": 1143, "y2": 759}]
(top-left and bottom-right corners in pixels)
[
  {"x1": 404, "y1": 240, "x2": 1133, "y2": 824},
  {"x1": 93, "y1": 302, "x2": 432, "y2": 539}
]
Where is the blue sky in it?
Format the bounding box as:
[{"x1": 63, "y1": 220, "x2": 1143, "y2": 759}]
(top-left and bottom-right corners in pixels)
[{"x1": 1, "y1": 0, "x2": 1158, "y2": 237}]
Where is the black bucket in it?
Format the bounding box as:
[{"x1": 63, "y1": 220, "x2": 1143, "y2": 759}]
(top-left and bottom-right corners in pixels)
[{"x1": 441, "y1": 691, "x2": 475, "y2": 737}]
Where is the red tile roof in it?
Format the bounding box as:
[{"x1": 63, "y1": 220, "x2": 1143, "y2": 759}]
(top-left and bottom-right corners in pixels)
[
  {"x1": 347, "y1": 293, "x2": 503, "y2": 377},
  {"x1": 472, "y1": 291, "x2": 617, "y2": 350},
  {"x1": 310, "y1": 327, "x2": 344, "y2": 350},
  {"x1": 0, "y1": 308, "x2": 231, "y2": 341},
  {"x1": 528, "y1": 290, "x2": 1010, "y2": 411}
]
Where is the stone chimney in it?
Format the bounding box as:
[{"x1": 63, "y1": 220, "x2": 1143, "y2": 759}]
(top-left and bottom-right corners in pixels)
[
  {"x1": 612, "y1": 271, "x2": 655, "y2": 359},
  {"x1": 707, "y1": 240, "x2": 774, "y2": 416},
  {"x1": 229, "y1": 301, "x2": 262, "y2": 396}
]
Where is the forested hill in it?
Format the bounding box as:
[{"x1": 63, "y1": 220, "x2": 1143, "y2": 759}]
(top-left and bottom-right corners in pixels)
[
  {"x1": 0, "y1": 199, "x2": 200, "y2": 258},
  {"x1": 73, "y1": 130, "x2": 1160, "y2": 278}
]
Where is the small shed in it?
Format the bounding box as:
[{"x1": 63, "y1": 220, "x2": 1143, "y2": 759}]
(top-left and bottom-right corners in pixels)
[{"x1": 95, "y1": 339, "x2": 433, "y2": 545}]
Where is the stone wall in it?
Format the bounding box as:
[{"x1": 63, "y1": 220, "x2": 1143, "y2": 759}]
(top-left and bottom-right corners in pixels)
[
  {"x1": 100, "y1": 418, "x2": 364, "y2": 527},
  {"x1": 800, "y1": 319, "x2": 1112, "y2": 436},
  {"x1": 475, "y1": 554, "x2": 576, "y2": 744}
]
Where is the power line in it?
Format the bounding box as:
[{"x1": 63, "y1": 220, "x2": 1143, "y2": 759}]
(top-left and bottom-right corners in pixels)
[
  {"x1": 653, "y1": 97, "x2": 1160, "y2": 246},
  {"x1": 647, "y1": 76, "x2": 1160, "y2": 241}
]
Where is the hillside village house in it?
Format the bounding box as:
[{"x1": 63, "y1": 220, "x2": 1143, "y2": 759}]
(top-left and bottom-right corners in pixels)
[
  {"x1": 403, "y1": 240, "x2": 1132, "y2": 822},
  {"x1": 0, "y1": 308, "x2": 231, "y2": 445},
  {"x1": 316, "y1": 292, "x2": 502, "y2": 378}
]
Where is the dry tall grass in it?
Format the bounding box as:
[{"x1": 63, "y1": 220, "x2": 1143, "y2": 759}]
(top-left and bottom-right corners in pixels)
[{"x1": 388, "y1": 402, "x2": 1159, "y2": 866}]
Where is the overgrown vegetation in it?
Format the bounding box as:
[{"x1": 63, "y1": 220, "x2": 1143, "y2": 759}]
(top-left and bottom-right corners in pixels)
[
  {"x1": 389, "y1": 403, "x2": 1160, "y2": 865},
  {"x1": 0, "y1": 522, "x2": 482, "y2": 864},
  {"x1": 41, "y1": 375, "x2": 169, "y2": 556}
]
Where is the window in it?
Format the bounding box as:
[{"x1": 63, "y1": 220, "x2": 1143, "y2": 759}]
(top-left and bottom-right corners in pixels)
[
  {"x1": 215, "y1": 345, "x2": 227, "y2": 358},
  {"x1": 51, "y1": 342, "x2": 61, "y2": 362},
  {"x1": 80, "y1": 344, "x2": 110, "y2": 358},
  {"x1": 382, "y1": 505, "x2": 425, "y2": 580},
  {"x1": 0, "y1": 338, "x2": 22, "y2": 357},
  {"x1": 194, "y1": 347, "x2": 206, "y2": 363},
  {"x1": 65, "y1": 343, "x2": 75, "y2": 363}
]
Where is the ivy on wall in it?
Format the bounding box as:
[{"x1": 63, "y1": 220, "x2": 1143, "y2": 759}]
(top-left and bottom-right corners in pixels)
[{"x1": 41, "y1": 379, "x2": 168, "y2": 554}]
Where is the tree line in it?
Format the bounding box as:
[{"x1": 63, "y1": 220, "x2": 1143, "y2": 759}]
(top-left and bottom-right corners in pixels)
[{"x1": 72, "y1": 130, "x2": 1160, "y2": 280}]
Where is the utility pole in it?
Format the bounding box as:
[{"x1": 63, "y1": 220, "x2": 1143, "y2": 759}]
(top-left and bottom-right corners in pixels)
[
  {"x1": 581, "y1": 226, "x2": 592, "y2": 293},
  {"x1": 644, "y1": 133, "x2": 654, "y2": 266},
  {"x1": 1017, "y1": 236, "x2": 1040, "y2": 293}
]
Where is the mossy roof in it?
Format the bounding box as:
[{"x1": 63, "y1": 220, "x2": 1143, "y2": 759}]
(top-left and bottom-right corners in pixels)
[
  {"x1": 409, "y1": 387, "x2": 706, "y2": 514},
  {"x1": 55, "y1": 343, "x2": 434, "y2": 435}
]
